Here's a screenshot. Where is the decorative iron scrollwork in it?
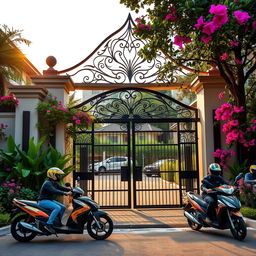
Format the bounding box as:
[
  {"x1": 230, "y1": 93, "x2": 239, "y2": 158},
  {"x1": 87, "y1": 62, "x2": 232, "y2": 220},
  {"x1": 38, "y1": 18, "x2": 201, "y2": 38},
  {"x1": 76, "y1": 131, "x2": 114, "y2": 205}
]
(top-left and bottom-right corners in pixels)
[
  {"x1": 64, "y1": 14, "x2": 174, "y2": 85},
  {"x1": 73, "y1": 88, "x2": 197, "y2": 120}
]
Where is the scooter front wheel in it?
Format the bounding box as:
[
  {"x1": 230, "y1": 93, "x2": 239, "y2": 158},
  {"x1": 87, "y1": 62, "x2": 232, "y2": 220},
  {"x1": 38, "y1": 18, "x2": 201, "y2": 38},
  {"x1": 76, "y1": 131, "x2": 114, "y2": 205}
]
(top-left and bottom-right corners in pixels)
[
  {"x1": 87, "y1": 213, "x2": 113, "y2": 240},
  {"x1": 229, "y1": 216, "x2": 247, "y2": 241}
]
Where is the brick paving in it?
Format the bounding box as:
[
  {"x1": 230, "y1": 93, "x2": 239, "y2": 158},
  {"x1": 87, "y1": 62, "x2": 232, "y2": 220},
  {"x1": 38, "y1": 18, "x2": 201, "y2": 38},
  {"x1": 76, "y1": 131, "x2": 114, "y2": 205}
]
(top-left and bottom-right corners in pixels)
[{"x1": 104, "y1": 208, "x2": 187, "y2": 228}]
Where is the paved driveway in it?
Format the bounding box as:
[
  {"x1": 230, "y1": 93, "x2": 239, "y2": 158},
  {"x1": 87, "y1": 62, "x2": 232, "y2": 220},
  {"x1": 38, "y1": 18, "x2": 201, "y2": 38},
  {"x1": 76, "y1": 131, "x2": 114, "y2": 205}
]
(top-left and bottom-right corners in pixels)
[{"x1": 1, "y1": 228, "x2": 255, "y2": 256}]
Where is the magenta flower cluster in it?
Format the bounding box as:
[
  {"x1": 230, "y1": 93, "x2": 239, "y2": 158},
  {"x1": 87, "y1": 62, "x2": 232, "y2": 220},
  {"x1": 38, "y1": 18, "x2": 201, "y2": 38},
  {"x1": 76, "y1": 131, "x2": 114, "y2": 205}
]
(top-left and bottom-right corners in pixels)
[
  {"x1": 72, "y1": 111, "x2": 92, "y2": 125},
  {"x1": 2, "y1": 179, "x2": 21, "y2": 194},
  {"x1": 0, "y1": 94, "x2": 19, "y2": 106},
  {"x1": 134, "y1": 18, "x2": 152, "y2": 33},
  {"x1": 213, "y1": 149, "x2": 235, "y2": 169},
  {"x1": 214, "y1": 104, "x2": 256, "y2": 148},
  {"x1": 164, "y1": 5, "x2": 177, "y2": 22},
  {"x1": 194, "y1": 3, "x2": 254, "y2": 47},
  {"x1": 173, "y1": 36, "x2": 191, "y2": 50}
]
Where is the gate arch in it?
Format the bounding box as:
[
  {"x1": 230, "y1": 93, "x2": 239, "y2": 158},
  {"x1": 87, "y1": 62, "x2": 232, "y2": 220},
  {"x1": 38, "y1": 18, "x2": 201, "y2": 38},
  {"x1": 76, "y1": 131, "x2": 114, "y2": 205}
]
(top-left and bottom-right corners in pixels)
[{"x1": 72, "y1": 88, "x2": 199, "y2": 208}]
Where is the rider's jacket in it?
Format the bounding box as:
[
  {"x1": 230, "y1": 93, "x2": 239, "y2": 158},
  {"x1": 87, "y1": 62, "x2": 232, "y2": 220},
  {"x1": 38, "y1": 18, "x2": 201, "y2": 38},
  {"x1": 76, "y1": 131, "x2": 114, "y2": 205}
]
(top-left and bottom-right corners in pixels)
[
  {"x1": 244, "y1": 173, "x2": 256, "y2": 184},
  {"x1": 201, "y1": 175, "x2": 228, "y2": 195},
  {"x1": 38, "y1": 180, "x2": 70, "y2": 201}
]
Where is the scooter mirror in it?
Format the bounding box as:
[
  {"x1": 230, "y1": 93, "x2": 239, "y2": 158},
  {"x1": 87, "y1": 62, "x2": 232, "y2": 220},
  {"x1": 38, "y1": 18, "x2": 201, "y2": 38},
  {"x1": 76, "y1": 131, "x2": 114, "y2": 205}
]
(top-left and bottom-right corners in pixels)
[{"x1": 65, "y1": 182, "x2": 71, "y2": 187}]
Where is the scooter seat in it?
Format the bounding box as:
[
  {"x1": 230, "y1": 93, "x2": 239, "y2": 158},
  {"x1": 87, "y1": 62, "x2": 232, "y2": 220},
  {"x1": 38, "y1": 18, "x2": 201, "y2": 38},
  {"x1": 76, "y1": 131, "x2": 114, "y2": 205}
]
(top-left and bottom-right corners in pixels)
[
  {"x1": 19, "y1": 200, "x2": 49, "y2": 213},
  {"x1": 189, "y1": 194, "x2": 208, "y2": 208}
]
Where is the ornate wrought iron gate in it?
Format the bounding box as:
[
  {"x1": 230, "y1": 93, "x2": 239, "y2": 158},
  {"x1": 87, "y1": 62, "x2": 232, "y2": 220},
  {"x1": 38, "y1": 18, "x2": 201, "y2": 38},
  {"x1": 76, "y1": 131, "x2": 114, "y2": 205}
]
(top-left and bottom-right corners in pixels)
[{"x1": 72, "y1": 88, "x2": 199, "y2": 208}]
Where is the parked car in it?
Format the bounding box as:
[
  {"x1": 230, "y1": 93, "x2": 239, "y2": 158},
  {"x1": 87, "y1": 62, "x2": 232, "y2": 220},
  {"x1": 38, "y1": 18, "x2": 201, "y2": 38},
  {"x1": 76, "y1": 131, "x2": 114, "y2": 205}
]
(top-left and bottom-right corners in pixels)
[
  {"x1": 144, "y1": 159, "x2": 175, "y2": 177},
  {"x1": 89, "y1": 156, "x2": 129, "y2": 173}
]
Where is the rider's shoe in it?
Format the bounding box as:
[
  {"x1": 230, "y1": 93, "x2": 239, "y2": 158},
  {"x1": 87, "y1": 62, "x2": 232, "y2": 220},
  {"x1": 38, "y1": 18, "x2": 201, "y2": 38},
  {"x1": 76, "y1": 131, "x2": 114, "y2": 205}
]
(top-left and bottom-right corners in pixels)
[
  {"x1": 205, "y1": 217, "x2": 218, "y2": 226},
  {"x1": 44, "y1": 224, "x2": 56, "y2": 234}
]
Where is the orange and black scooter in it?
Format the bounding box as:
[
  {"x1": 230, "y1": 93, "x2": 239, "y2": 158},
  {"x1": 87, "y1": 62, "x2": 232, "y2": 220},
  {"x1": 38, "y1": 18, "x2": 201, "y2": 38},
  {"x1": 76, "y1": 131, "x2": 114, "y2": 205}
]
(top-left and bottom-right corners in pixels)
[
  {"x1": 10, "y1": 183, "x2": 113, "y2": 242},
  {"x1": 183, "y1": 173, "x2": 247, "y2": 241}
]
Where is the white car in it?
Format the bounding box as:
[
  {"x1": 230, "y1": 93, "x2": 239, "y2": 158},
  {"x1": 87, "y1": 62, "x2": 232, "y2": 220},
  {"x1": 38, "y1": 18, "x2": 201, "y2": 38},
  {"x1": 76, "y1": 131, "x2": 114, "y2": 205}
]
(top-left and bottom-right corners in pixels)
[{"x1": 89, "y1": 156, "x2": 129, "y2": 173}]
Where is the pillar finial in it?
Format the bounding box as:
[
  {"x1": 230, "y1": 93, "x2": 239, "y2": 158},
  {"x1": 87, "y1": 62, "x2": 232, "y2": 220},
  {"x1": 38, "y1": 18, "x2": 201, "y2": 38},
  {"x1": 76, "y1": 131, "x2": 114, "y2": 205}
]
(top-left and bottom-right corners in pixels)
[{"x1": 43, "y1": 56, "x2": 58, "y2": 75}]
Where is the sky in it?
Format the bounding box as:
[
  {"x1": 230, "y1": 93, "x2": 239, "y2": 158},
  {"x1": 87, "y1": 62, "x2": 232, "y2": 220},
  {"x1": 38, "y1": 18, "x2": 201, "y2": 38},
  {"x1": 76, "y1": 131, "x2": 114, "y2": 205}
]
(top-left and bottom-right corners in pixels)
[{"x1": 0, "y1": 0, "x2": 138, "y2": 75}]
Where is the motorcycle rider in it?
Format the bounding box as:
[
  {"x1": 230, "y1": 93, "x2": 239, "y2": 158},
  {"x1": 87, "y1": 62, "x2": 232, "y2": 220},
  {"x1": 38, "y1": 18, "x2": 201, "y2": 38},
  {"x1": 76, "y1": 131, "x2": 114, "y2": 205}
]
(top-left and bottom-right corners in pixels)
[
  {"x1": 201, "y1": 163, "x2": 229, "y2": 225},
  {"x1": 38, "y1": 167, "x2": 72, "y2": 233},
  {"x1": 244, "y1": 165, "x2": 256, "y2": 184}
]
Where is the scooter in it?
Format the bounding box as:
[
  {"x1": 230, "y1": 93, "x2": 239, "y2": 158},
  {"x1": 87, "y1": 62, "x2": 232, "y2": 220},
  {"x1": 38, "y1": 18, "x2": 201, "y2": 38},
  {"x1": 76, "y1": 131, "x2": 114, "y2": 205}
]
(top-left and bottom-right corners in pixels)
[
  {"x1": 10, "y1": 183, "x2": 113, "y2": 242},
  {"x1": 183, "y1": 173, "x2": 247, "y2": 241}
]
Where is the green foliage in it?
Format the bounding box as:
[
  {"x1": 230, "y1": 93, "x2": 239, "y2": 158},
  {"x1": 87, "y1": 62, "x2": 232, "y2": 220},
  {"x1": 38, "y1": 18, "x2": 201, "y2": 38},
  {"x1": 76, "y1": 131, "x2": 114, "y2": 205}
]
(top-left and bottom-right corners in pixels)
[
  {"x1": 0, "y1": 213, "x2": 10, "y2": 227},
  {"x1": 227, "y1": 160, "x2": 249, "y2": 181},
  {"x1": 0, "y1": 136, "x2": 74, "y2": 191},
  {"x1": 241, "y1": 207, "x2": 256, "y2": 219}
]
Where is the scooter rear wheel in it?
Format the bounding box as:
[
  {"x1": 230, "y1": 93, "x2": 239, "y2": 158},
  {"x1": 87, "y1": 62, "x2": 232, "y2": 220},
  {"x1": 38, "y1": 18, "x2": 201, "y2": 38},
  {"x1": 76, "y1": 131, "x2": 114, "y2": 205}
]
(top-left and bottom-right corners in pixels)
[
  {"x1": 87, "y1": 214, "x2": 113, "y2": 240},
  {"x1": 187, "y1": 208, "x2": 202, "y2": 231},
  {"x1": 11, "y1": 214, "x2": 37, "y2": 242}
]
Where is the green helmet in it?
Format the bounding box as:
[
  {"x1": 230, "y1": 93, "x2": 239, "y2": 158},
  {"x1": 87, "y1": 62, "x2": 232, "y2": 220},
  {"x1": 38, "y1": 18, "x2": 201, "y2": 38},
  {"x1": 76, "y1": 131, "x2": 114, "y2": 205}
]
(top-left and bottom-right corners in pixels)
[{"x1": 208, "y1": 163, "x2": 222, "y2": 176}]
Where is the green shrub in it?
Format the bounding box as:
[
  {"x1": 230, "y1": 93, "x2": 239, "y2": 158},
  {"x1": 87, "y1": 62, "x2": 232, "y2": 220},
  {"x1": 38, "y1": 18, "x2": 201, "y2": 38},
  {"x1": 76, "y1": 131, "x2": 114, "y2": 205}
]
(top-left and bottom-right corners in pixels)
[
  {"x1": 241, "y1": 207, "x2": 256, "y2": 220},
  {"x1": 0, "y1": 213, "x2": 10, "y2": 227},
  {"x1": 0, "y1": 136, "x2": 74, "y2": 191},
  {"x1": 0, "y1": 182, "x2": 39, "y2": 213}
]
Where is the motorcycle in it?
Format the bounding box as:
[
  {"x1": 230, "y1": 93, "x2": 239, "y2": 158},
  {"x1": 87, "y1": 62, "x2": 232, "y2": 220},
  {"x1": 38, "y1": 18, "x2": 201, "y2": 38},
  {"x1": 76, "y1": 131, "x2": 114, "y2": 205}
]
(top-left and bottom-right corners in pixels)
[
  {"x1": 183, "y1": 173, "x2": 247, "y2": 241},
  {"x1": 10, "y1": 182, "x2": 113, "y2": 242}
]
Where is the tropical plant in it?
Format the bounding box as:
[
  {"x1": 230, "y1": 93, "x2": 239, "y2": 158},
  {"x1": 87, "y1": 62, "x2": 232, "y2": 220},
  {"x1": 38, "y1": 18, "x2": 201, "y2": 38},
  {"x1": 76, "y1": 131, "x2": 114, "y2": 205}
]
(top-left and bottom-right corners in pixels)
[
  {"x1": 227, "y1": 160, "x2": 249, "y2": 181},
  {"x1": 0, "y1": 24, "x2": 31, "y2": 96},
  {"x1": 0, "y1": 136, "x2": 74, "y2": 191}
]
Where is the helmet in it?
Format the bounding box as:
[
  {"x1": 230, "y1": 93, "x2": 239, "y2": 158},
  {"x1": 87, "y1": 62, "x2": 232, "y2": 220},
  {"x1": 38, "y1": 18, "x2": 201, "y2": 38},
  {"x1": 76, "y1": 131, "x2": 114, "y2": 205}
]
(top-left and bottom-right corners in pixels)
[
  {"x1": 250, "y1": 165, "x2": 256, "y2": 176},
  {"x1": 47, "y1": 167, "x2": 64, "y2": 181},
  {"x1": 208, "y1": 163, "x2": 222, "y2": 176}
]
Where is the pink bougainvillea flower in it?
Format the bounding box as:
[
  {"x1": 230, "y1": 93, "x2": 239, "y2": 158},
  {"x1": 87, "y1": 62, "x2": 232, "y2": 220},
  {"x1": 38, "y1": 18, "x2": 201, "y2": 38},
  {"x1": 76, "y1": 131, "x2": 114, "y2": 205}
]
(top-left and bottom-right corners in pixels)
[
  {"x1": 209, "y1": 4, "x2": 227, "y2": 16},
  {"x1": 183, "y1": 37, "x2": 191, "y2": 44},
  {"x1": 252, "y1": 120, "x2": 256, "y2": 124},
  {"x1": 249, "y1": 139, "x2": 255, "y2": 146},
  {"x1": 222, "y1": 123, "x2": 232, "y2": 133},
  {"x1": 229, "y1": 120, "x2": 239, "y2": 126},
  {"x1": 252, "y1": 21, "x2": 256, "y2": 29},
  {"x1": 234, "y1": 106, "x2": 244, "y2": 113},
  {"x1": 146, "y1": 25, "x2": 152, "y2": 30},
  {"x1": 75, "y1": 120, "x2": 81, "y2": 124},
  {"x1": 72, "y1": 116, "x2": 77, "y2": 120},
  {"x1": 234, "y1": 11, "x2": 251, "y2": 25},
  {"x1": 235, "y1": 58, "x2": 243, "y2": 64},
  {"x1": 230, "y1": 41, "x2": 239, "y2": 46},
  {"x1": 212, "y1": 15, "x2": 228, "y2": 28},
  {"x1": 174, "y1": 35, "x2": 183, "y2": 50},
  {"x1": 9, "y1": 189, "x2": 14, "y2": 193},
  {"x1": 134, "y1": 29, "x2": 138, "y2": 33},
  {"x1": 210, "y1": 4, "x2": 228, "y2": 28},
  {"x1": 135, "y1": 18, "x2": 141, "y2": 23},
  {"x1": 47, "y1": 110, "x2": 51, "y2": 113},
  {"x1": 194, "y1": 16, "x2": 204, "y2": 29},
  {"x1": 220, "y1": 53, "x2": 229, "y2": 60},
  {"x1": 165, "y1": 13, "x2": 177, "y2": 21},
  {"x1": 201, "y1": 36, "x2": 212, "y2": 44},
  {"x1": 139, "y1": 24, "x2": 145, "y2": 29},
  {"x1": 218, "y1": 92, "x2": 223, "y2": 100},
  {"x1": 202, "y1": 22, "x2": 217, "y2": 35}
]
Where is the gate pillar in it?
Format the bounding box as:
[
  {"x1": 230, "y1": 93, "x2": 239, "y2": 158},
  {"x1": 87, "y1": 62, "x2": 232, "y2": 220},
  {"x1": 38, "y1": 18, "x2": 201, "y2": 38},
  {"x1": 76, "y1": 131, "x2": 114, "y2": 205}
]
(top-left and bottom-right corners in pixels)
[
  {"x1": 190, "y1": 70, "x2": 228, "y2": 180},
  {"x1": 31, "y1": 56, "x2": 75, "y2": 154},
  {"x1": 8, "y1": 86, "x2": 48, "y2": 148}
]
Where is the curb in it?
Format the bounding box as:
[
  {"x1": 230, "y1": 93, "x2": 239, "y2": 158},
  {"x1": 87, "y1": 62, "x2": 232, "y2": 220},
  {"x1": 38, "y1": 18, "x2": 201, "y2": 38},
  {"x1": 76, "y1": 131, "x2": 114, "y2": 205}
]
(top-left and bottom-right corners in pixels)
[
  {"x1": 245, "y1": 217, "x2": 256, "y2": 229},
  {"x1": 0, "y1": 225, "x2": 10, "y2": 236}
]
